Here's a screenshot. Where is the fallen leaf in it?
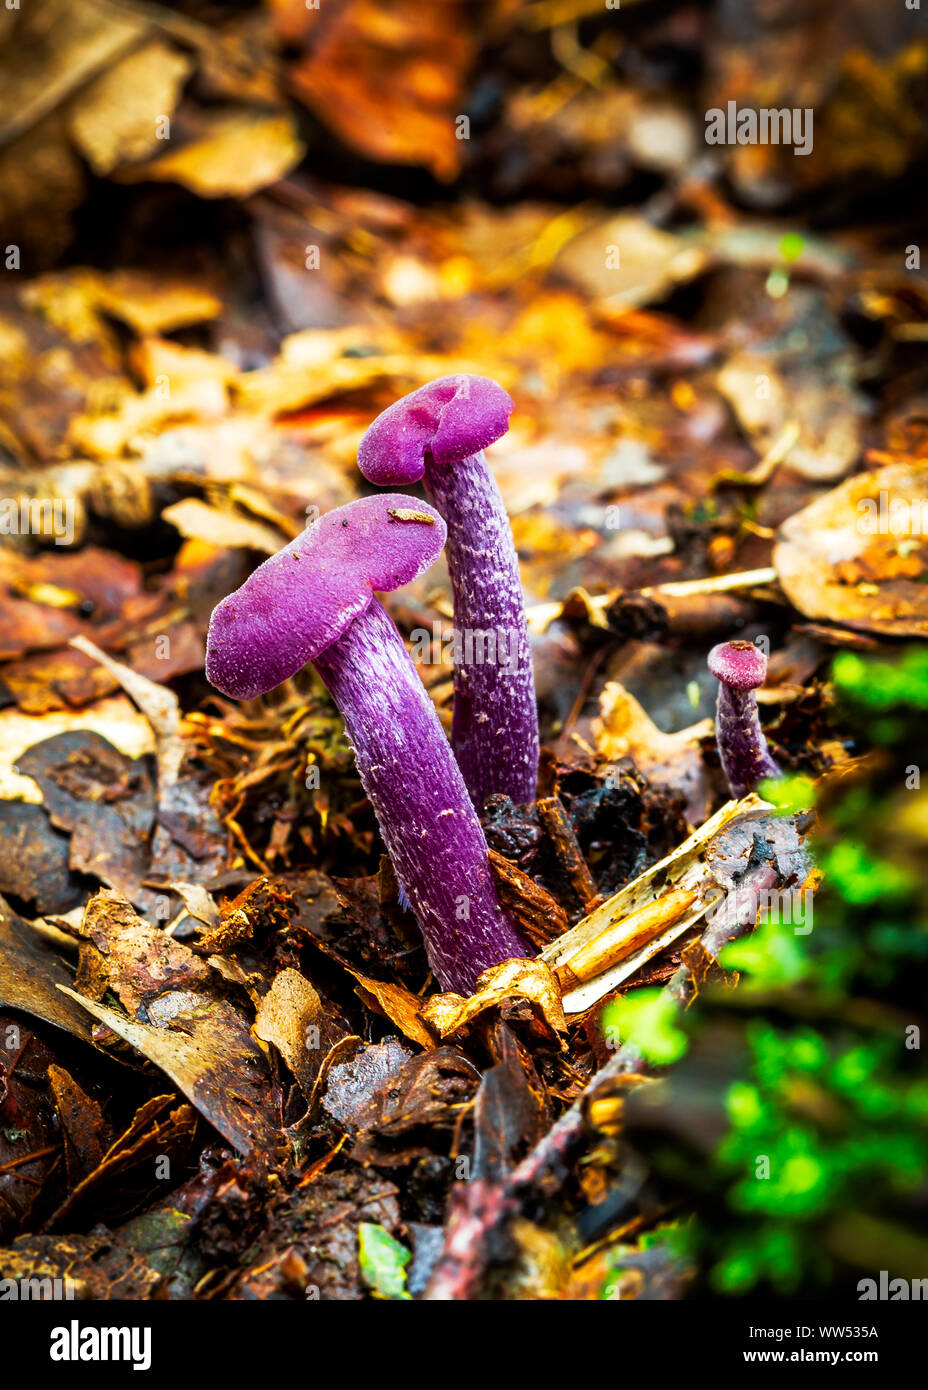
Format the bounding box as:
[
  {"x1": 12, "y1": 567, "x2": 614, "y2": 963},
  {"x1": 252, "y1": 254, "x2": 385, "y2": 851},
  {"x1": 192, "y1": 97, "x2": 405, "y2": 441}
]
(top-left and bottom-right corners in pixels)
[
  {"x1": 67, "y1": 40, "x2": 193, "y2": 176},
  {"x1": 774, "y1": 460, "x2": 928, "y2": 637},
  {"x1": 117, "y1": 106, "x2": 304, "y2": 198},
  {"x1": 344, "y1": 969, "x2": 434, "y2": 1049},
  {"x1": 421, "y1": 957, "x2": 567, "y2": 1044},
  {"x1": 554, "y1": 214, "x2": 707, "y2": 311},
  {"x1": 286, "y1": 0, "x2": 475, "y2": 181},
  {"x1": 47, "y1": 1064, "x2": 108, "y2": 1183},
  {"x1": 59, "y1": 986, "x2": 283, "y2": 1158},
  {"x1": 254, "y1": 967, "x2": 346, "y2": 1098},
  {"x1": 0, "y1": 895, "x2": 92, "y2": 1042},
  {"x1": 73, "y1": 889, "x2": 213, "y2": 1018},
  {"x1": 162, "y1": 498, "x2": 284, "y2": 555},
  {"x1": 592, "y1": 681, "x2": 713, "y2": 824}
]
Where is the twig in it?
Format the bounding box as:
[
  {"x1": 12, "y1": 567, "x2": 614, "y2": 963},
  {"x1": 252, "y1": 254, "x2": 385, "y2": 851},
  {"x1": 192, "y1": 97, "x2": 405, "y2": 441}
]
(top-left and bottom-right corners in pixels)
[{"x1": 423, "y1": 858, "x2": 780, "y2": 1299}]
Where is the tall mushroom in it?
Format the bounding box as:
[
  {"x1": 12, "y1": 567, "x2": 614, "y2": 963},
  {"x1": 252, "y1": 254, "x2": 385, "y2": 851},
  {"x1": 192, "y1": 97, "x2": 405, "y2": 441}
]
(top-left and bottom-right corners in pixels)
[
  {"x1": 357, "y1": 375, "x2": 539, "y2": 812},
  {"x1": 708, "y1": 640, "x2": 780, "y2": 798},
  {"x1": 205, "y1": 495, "x2": 529, "y2": 995}
]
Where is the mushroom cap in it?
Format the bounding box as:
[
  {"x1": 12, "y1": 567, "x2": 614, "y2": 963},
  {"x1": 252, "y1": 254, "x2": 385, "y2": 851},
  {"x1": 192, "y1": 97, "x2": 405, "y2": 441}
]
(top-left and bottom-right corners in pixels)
[
  {"x1": 357, "y1": 374, "x2": 514, "y2": 484},
  {"x1": 708, "y1": 640, "x2": 768, "y2": 691},
  {"x1": 205, "y1": 495, "x2": 447, "y2": 700}
]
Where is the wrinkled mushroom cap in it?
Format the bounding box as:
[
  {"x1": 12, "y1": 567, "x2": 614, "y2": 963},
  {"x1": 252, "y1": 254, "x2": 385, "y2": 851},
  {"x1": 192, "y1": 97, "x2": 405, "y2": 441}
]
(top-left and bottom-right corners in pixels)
[
  {"x1": 357, "y1": 374, "x2": 514, "y2": 484},
  {"x1": 708, "y1": 640, "x2": 768, "y2": 691},
  {"x1": 206, "y1": 495, "x2": 447, "y2": 700}
]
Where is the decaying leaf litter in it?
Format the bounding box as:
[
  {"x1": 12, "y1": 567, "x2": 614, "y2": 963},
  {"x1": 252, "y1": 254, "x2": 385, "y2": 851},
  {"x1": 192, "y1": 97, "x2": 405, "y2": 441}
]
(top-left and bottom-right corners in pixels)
[{"x1": 0, "y1": 0, "x2": 927, "y2": 1301}]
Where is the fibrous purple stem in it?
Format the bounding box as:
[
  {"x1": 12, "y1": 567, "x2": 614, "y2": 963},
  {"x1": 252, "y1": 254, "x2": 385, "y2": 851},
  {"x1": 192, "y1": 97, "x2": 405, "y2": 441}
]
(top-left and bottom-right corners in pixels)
[
  {"x1": 314, "y1": 600, "x2": 529, "y2": 994},
  {"x1": 205, "y1": 495, "x2": 529, "y2": 995},
  {"x1": 708, "y1": 640, "x2": 780, "y2": 798},
  {"x1": 358, "y1": 376, "x2": 539, "y2": 811}
]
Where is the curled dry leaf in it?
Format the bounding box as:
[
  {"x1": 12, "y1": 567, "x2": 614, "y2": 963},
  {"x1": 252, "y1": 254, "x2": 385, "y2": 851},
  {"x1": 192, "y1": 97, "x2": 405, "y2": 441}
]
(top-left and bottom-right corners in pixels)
[
  {"x1": 774, "y1": 459, "x2": 928, "y2": 637},
  {"x1": 69, "y1": 636, "x2": 185, "y2": 791},
  {"x1": 46, "y1": 1094, "x2": 197, "y2": 1231},
  {"x1": 488, "y1": 848, "x2": 569, "y2": 949},
  {"x1": 343, "y1": 969, "x2": 435, "y2": 1049},
  {"x1": 420, "y1": 957, "x2": 567, "y2": 1044},
  {"x1": 153, "y1": 881, "x2": 220, "y2": 931}
]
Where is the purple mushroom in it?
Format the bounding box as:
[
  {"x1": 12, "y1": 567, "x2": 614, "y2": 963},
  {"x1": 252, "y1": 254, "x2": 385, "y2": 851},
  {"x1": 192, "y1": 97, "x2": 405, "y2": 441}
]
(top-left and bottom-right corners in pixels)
[
  {"x1": 708, "y1": 640, "x2": 781, "y2": 798},
  {"x1": 205, "y1": 494, "x2": 529, "y2": 995},
  {"x1": 357, "y1": 375, "x2": 539, "y2": 812}
]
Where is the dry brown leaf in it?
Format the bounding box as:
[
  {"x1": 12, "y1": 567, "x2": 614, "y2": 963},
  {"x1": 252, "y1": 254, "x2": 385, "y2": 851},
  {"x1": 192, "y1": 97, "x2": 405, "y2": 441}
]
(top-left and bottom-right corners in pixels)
[
  {"x1": 421, "y1": 957, "x2": 567, "y2": 1043},
  {"x1": 553, "y1": 214, "x2": 707, "y2": 311},
  {"x1": 59, "y1": 986, "x2": 283, "y2": 1157},
  {"x1": 774, "y1": 460, "x2": 928, "y2": 637},
  {"x1": 717, "y1": 350, "x2": 864, "y2": 483},
  {"x1": 488, "y1": 849, "x2": 569, "y2": 949},
  {"x1": 88, "y1": 272, "x2": 223, "y2": 336},
  {"x1": 117, "y1": 106, "x2": 304, "y2": 198},
  {"x1": 0, "y1": 697, "x2": 154, "y2": 805},
  {"x1": 161, "y1": 498, "x2": 283, "y2": 555},
  {"x1": 345, "y1": 969, "x2": 434, "y2": 1049},
  {"x1": 253, "y1": 967, "x2": 327, "y2": 1097},
  {"x1": 592, "y1": 681, "x2": 713, "y2": 824},
  {"x1": 69, "y1": 636, "x2": 185, "y2": 791},
  {"x1": 0, "y1": 896, "x2": 94, "y2": 1042},
  {"x1": 73, "y1": 889, "x2": 212, "y2": 1017},
  {"x1": 286, "y1": 0, "x2": 474, "y2": 181},
  {"x1": 0, "y1": 0, "x2": 148, "y2": 147},
  {"x1": 67, "y1": 40, "x2": 193, "y2": 176}
]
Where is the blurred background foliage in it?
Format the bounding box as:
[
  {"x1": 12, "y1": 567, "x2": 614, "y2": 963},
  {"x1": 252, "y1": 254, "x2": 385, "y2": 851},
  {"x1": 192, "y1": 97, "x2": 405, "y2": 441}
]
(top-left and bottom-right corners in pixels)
[{"x1": 612, "y1": 647, "x2": 928, "y2": 1298}]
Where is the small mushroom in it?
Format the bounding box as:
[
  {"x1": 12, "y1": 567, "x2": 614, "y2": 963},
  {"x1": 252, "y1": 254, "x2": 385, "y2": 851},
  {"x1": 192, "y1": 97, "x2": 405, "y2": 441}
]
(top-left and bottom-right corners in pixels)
[
  {"x1": 357, "y1": 375, "x2": 539, "y2": 811},
  {"x1": 206, "y1": 495, "x2": 529, "y2": 994},
  {"x1": 708, "y1": 640, "x2": 780, "y2": 798}
]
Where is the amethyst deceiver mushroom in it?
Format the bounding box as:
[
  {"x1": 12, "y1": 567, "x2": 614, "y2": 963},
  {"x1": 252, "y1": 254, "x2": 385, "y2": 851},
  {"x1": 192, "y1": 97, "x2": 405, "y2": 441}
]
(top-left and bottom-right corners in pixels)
[
  {"x1": 357, "y1": 375, "x2": 539, "y2": 812},
  {"x1": 708, "y1": 640, "x2": 781, "y2": 798},
  {"x1": 205, "y1": 494, "x2": 529, "y2": 995}
]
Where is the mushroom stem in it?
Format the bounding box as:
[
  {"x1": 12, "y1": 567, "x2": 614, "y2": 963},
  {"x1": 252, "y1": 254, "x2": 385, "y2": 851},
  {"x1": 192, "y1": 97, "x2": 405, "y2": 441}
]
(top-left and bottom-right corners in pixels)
[
  {"x1": 709, "y1": 640, "x2": 780, "y2": 798},
  {"x1": 357, "y1": 376, "x2": 539, "y2": 809},
  {"x1": 314, "y1": 598, "x2": 530, "y2": 994},
  {"x1": 425, "y1": 450, "x2": 538, "y2": 811}
]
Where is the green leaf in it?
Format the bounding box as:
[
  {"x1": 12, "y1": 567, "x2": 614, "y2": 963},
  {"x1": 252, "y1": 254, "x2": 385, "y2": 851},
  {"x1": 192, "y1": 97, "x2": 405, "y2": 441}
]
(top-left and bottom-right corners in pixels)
[
  {"x1": 778, "y1": 232, "x2": 805, "y2": 263},
  {"x1": 601, "y1": 988, "x2": 688, "y2": 1066},
  {"x1": 358, "y1": 1223, "x2": 413, "y2": 1300},
  {"x1": 721, "y1": 916, "x2": 809, "y2": 987},
  {"x1": 759, "y1": 773, "x2": 815, "y2": 816}
]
